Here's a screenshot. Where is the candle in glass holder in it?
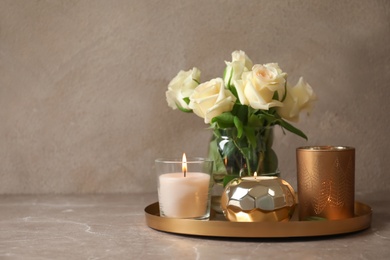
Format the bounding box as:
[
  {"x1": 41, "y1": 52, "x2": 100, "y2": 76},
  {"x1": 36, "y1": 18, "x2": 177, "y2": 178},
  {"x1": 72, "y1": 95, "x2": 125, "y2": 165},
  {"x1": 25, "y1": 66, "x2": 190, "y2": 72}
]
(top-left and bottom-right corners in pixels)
[{"x1": 155, "y1": 154, "x2": 213, "y2": 220}]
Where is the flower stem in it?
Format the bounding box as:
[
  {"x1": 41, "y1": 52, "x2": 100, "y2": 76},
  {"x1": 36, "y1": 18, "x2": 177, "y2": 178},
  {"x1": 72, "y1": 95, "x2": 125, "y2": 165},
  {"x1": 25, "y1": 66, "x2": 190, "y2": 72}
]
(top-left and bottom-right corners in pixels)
[
  {"x1": 232, "y1": 139, "x2": 252, "y2": 176},
  {"x1": 256, "y1": 126, "x2": 271, "y2": 174}
]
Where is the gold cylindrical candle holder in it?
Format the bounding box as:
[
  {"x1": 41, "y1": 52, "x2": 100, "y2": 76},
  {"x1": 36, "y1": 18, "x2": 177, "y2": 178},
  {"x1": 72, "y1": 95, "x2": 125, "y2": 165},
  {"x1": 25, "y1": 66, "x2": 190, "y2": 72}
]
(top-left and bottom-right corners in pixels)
[{"x1": 296, "y1": 146, "x2": 355, "y2": 221}]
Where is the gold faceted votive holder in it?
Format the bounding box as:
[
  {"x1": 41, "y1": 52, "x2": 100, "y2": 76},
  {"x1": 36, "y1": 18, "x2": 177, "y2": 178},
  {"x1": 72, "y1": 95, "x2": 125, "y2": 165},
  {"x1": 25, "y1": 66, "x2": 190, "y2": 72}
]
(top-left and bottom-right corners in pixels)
[
  {"x1": 221, "y1": 176, "x2": 296, "y2": 222},
  {"x1": 296, "y1": 146, "x2": 355, "y2": 221}
]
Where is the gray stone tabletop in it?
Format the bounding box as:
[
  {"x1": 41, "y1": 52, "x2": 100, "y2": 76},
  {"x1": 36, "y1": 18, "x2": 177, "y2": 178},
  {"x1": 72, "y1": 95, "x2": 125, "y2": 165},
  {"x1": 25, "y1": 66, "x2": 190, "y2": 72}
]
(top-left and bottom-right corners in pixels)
[{"x1": 0, "y1": 191, "x2": 389, "y2": 260}]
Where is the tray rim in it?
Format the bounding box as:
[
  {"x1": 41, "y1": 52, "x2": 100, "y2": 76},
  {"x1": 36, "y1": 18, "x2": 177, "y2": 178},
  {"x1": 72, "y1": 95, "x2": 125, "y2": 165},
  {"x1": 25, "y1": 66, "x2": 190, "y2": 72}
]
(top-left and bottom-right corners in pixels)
[{"x1": 144, "y1": 201, "x2": 372, "y2": 238}]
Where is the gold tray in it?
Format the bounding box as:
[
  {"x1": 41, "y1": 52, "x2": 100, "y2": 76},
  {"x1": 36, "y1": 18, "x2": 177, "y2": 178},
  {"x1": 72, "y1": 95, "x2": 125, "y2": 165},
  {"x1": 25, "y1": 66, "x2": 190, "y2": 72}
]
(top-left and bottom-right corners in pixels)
[{"x1": 144, "y1": 201, "x2": 372, "y2": 238}]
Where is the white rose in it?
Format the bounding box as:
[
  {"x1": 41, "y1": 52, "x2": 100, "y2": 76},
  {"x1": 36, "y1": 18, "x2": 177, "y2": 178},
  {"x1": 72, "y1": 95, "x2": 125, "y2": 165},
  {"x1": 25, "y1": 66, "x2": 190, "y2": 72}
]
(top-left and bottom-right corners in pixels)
[
  {"x1": 189, "y1": 78, "x2": 237, "y2": 124},
  {"x1": 166, "y1": 68, "x2": 201, "y2": 111},
  {"x1": 233, "y1": 63, "x2": 286, "y2": 110},
  {"x1": 277, "y1": 77, "x2": 316, "y2": 122},
  {"x1": 223, "y1": 50, "x2": 253, "y2": 87},
  {"x1": 252, "y1": 63, "x2": 287, "y2": 92},
  {"x1": 231, "y1": 50, "x2": 253, "y2": 71}
]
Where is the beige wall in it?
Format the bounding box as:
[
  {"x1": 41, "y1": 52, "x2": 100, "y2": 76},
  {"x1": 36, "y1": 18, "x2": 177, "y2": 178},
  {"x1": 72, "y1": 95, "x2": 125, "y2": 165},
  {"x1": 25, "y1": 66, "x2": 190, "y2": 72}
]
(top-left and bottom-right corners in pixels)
[{"x1": 1, "y1": 0, "x2": 389, "y2": 194}]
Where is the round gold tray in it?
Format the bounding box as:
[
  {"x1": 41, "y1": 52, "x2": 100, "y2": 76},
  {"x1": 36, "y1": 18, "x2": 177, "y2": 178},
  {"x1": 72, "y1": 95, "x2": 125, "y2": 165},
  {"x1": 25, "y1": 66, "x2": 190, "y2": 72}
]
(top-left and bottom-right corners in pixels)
[{"x1": 144, "y1": 201, "x2": 372, "y2": 238}]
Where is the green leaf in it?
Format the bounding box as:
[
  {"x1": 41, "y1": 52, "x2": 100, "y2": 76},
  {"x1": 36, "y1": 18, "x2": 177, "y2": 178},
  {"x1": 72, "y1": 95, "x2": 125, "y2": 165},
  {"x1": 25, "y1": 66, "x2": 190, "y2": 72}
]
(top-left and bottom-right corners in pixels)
[
  {"x1": 248, "y1": 114, "x2": 264, "y2": 127},
  {"x1": 211, "y1": 112, "x2": 235, "y2": 128},
  {"x1": 222, "y1": 140, "x2": 237, "y2": 158},
  {"x1": 278, "y1": 119, "x2": 308, "y2": 140},
  {"x1": 233, "y1": 116, "x2": 243, "y2": 138},
  {"x1": 258, "y1": 111, "x2": 278, "y2": 125},
  {"x1": 244, "y1": 126, "x2": 257, "y2": 149},
  {"x1": 256, "y1": 110, "x2": 308, "y2": 140},
  {"x1": 232, "y1": 104, "x2": 248, "y2": 124}
]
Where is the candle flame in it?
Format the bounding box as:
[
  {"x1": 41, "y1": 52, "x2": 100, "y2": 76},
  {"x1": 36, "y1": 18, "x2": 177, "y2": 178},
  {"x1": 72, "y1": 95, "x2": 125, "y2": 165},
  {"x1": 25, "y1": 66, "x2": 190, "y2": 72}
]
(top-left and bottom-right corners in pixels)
[
  {"x1": 182, "y1": 153, "x2": 187, "y2": 177},
  {"x1": 254, "y1": 172, "x2": 257, "y2": 179}
]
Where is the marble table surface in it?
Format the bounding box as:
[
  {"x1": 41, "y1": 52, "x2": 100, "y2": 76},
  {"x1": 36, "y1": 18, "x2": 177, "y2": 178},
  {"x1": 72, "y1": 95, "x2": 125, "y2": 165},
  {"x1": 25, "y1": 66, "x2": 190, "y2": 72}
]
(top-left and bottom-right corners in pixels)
[{"x1": 0, "y1": 191, "x2": 389, "y2": 260}]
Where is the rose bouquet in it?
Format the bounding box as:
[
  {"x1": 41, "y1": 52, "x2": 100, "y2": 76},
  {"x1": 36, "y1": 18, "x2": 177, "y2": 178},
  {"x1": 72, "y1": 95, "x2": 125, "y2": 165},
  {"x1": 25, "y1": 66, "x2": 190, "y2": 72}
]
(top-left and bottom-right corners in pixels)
[{"x1": 166, "y1": 50, "x2": 316, "y2": 179}]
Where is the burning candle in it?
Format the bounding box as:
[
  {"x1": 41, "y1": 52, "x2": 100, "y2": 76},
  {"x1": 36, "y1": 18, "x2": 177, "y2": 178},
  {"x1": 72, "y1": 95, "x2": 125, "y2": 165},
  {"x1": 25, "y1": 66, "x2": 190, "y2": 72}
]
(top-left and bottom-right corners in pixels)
[{"x1": 155, "y1": 154, "x2": 213, "y2": 219}]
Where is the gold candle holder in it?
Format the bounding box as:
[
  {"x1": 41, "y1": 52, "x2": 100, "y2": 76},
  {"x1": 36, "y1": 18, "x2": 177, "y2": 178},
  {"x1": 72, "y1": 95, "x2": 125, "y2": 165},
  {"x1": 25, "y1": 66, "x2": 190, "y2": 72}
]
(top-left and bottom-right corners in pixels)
[
  {"x1": 221, "y1": 176, "x2": 296, "y2": 222},
  {"x1": 296, "y1": 146, "x2": 355, "y2": 221}
]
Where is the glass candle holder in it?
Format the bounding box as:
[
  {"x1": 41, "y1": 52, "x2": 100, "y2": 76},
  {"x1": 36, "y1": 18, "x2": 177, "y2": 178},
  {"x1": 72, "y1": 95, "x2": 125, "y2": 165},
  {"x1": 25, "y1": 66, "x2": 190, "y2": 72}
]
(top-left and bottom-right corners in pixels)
[
  {"x1": 155, "y1": 157, "x2": 213, "y2": 220},
  {"x1": 296, "y1": 146, "x2": 355, "y2": 220}
]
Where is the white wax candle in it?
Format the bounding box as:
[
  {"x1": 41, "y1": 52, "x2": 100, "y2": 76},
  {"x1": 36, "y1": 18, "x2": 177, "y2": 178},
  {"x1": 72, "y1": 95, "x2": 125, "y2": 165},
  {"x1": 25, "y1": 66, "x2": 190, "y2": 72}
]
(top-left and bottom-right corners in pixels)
[
  {"x1": 241, "y1": 176, "x2": 277, "y2": 181},
  {"x1": 158, "y1": 172, "x2": 210, "y2": 218}
]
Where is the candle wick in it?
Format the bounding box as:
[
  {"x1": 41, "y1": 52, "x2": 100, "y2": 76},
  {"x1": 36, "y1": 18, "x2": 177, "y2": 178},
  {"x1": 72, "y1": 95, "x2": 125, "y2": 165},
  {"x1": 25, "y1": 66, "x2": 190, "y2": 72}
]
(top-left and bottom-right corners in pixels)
[{"x1": 182, "y1": 153, "x2": 187, "y2": 177}]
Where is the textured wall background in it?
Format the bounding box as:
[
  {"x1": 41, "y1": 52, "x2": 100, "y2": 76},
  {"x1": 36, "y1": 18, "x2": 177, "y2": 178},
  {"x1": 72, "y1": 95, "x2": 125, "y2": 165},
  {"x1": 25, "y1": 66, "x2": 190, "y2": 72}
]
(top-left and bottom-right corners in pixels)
[{"x1": 0, "y1": 0, "x2": 389, "y2": 194}]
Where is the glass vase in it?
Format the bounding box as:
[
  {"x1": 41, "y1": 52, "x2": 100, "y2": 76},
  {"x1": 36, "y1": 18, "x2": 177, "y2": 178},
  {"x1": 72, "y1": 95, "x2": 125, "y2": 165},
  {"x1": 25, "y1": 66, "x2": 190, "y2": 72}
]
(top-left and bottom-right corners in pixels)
[{"x1": 208, "y1": 126, "x2": 280, "y2": 213}]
